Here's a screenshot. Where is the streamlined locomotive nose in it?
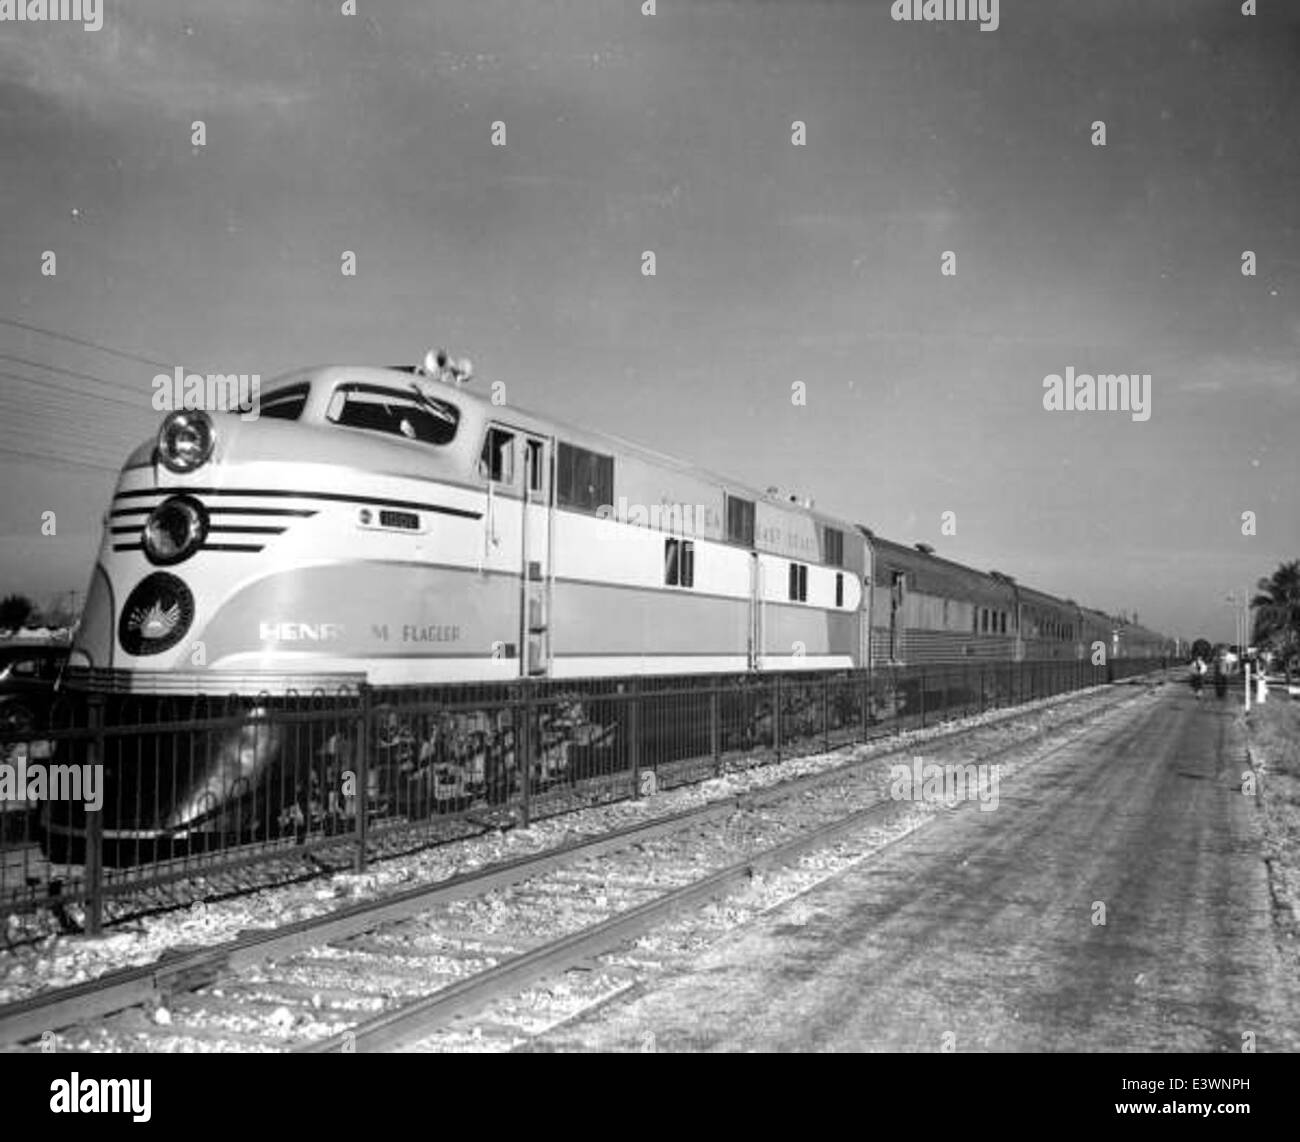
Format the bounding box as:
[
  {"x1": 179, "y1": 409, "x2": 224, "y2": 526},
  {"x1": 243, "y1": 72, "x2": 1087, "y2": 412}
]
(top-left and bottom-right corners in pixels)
[{"x1": 164, "y1": 712, "x2": 285, "y2": 833}]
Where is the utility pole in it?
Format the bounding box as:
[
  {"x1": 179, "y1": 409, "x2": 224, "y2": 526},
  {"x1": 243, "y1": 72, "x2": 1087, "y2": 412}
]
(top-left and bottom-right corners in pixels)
[{"x1": 1225, "y1": 589, "x2": 1247, "y2": 654}]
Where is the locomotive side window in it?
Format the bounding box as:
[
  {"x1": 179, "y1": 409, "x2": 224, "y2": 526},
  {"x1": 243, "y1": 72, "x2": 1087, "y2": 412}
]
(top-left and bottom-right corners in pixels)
[
  {"x1": 788, "y1": 562, "x2": 808, "y2": 602},
  {"x1": 836, "y1": 572, "x2": 845, "y2": 608},
  {"x1": 725, "y1": 495, "x2": 755, "y2": 546},
  {"x1": 327, "y1": 384, "x2": 459, "y2": 445},
  {"x1": 557, "y1": 442, "x2": 614, "y2": 512},
  {"x1": 480, "y1": 427, "x2": 516, "y2": 484},
  {"x1": 824, "y1": 526, "x2": 844, "y2": 567},
  {"x1": 664, "y1": 538, "x2": 695, "y2": 588},
  {"x1": 525, "y1": 438, "x2": 545, "y2": 494}
]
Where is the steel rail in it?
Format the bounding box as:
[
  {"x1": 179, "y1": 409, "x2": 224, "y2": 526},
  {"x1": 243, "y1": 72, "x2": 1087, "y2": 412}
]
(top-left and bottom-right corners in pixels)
[
  {"x1": 0, "y1": 673, "x2": 1164, "y2": 1048},
  {"x1": 302, "y1": 680, "x2": 1165, "y2": 1052},
  {"x1": 302, "y1": 796, "x2": 903, "y2": 1052}
]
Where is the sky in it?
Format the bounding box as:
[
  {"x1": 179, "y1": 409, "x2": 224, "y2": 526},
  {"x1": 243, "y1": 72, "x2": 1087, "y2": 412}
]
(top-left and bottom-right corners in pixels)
[{"x1": 0, "y1": 0, "x2": 1297, "y2": 644}]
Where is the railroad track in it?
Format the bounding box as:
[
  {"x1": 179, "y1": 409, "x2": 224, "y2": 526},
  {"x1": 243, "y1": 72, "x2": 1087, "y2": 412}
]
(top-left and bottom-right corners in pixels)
[{"x1": 0, "y1": 674, "x2": 1166, "y2": 1053}]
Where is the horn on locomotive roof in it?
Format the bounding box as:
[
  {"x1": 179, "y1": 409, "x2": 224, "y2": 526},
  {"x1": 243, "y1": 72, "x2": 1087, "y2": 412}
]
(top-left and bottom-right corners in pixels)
[{"x1": 418, "y1": 348, "x2": 475, "y2": 386}]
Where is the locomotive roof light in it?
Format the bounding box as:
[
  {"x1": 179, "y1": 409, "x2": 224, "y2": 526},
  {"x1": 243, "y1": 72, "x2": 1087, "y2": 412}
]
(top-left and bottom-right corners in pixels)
[
  {"x1": 419, "y1": 348, "x2": 447, "y2": 376},
  {"x1": 157, "y1": 409, "x2": 215, "y2": 473},
  {"x1": 418, "y1": 348, "x2": 475, "y2": 386}
]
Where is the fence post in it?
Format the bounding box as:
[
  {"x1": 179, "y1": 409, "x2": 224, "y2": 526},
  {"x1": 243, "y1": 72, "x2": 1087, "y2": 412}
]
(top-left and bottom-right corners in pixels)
[
  {"x1": 353, "y1": 683, "x2": 371, "y2": 874},
  {"x1": 823, "y1": 672, "x2": 831, "y2": 751},
  {"x1": 774, "y1": 673, "x2": 782, "y2": 761},
  {"x1": 710, "y1": 683, "x2": 721, "y2": 776},
  {"x1": 519, "y1": 680, "x2": 532, "y2": 827},
  {"x1": 84, "y1": 694, "x2": 105, "y2": 938},
  {"x1": 628, "y1": 677, "x2": 640, "y2": 798},
  {"x1": 861, "y1": 668, "x2": 869, "y2": 742},
  {"x1": 919, "y1": 665, "x2": 926, "y2": 729}
]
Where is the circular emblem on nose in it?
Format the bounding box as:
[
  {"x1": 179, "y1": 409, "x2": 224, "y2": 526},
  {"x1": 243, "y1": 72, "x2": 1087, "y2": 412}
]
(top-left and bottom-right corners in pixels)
[{"x1": 119, "y1": 572, "x2": 195, "y2": 656}]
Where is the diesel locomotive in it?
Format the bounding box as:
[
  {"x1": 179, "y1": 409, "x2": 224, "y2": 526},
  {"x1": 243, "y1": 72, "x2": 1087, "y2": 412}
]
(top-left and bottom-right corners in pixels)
[{"x1": 43, "y1": 349, "x2": 1170, "y2": 859}]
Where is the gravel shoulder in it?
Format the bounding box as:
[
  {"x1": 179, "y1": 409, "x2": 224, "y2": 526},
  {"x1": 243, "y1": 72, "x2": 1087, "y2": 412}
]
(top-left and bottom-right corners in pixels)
[
  {"x1": 528, "y1": 683, "x2": 1300, "y2": 1052},
  {"x1": 1243, "y1": 694, "x2": 1300, "y2": 975}
]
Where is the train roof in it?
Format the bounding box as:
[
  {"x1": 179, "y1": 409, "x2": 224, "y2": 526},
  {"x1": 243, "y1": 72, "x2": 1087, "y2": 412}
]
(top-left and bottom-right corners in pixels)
[
  {"x1": 256, "y1": 364, "x2": 1169, "y2": 646},
  {"x1": 869, "y1": 537, "x2": 1016, "y2": 604},
  {"x1": 264, "y1": 364, "x2": 864, "y2": 537},
  {"x1": 1015, "y1": 583, "x2": 1078, "y2": 613}
]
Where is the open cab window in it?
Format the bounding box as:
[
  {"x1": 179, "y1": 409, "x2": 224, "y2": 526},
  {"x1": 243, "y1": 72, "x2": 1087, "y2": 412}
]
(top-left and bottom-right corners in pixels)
[{"x1": 480, "y1": 427, "x2": 517, "y2": 485}]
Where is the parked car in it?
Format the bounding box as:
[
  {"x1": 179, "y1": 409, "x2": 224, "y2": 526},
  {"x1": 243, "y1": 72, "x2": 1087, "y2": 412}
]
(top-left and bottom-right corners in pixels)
[
  {"x1": 0, "y1": 643, "x2": 69, "y2": 752},
  {"x1": 0, "y1": 644, "x2": 69, "y2": 837}
]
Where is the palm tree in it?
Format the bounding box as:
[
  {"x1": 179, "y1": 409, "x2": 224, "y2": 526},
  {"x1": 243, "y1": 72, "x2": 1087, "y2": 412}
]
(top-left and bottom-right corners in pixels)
[{"x1": 1251, "y1": 560, "x2": 1300, "y2": 667}]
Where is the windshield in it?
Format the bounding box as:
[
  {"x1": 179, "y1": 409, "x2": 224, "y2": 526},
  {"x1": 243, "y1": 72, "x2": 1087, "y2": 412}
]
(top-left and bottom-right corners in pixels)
[
  {"x1": 326, "y1": 383, "x2": 460, "y2": 446},
  {"x1": 257, "y1": 382, "x2": 311, "y2": 421}
]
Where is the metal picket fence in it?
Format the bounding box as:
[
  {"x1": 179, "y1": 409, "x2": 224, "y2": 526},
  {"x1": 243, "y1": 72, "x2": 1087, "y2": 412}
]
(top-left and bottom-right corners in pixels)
[{"x1": 0, "y1": 656, "x2": 1166, "y2": 930}]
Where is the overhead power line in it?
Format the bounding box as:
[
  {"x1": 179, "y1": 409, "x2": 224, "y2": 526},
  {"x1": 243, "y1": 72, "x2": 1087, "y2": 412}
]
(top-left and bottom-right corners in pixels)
[
  {"x1": 0, "y1": 427, "x2": 134, "y2": 472},
  {"x1": 0, "y1": 352, "x2": 156, "y2": 402},
  {"x1": 0, "y1": 443, "x2": 123, "y2": 474},
  {"x1": 0, "y1": 317, "x2": 174, "y2": 371},
  {"x1": 0, "y1": 367, "x2": 150, "y2": 412}
]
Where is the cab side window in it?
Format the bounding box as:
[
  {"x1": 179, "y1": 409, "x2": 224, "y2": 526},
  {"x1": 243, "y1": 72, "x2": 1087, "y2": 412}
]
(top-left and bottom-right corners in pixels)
[{"x1": 480, "y1": 427, "x2": 516, "y2": 485}]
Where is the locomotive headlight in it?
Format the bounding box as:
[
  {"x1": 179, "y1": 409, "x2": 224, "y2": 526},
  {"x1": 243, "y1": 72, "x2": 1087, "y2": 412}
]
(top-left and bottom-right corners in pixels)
[
  {"x1": 157, "y1": 409, "x2": 214, "y2": 473},
  {"x1": 142, "y1": 496, "x2": 209, "y2": 565}
]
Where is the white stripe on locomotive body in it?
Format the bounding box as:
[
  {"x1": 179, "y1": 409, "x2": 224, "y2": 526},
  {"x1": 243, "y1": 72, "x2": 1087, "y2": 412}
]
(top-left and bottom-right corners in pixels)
[
  {"x1": 553, "y1": 508, "x2": 752, "y2": 601},
  {"x1": 755, "y1": 553, "x2": 862, "y2": 610},
  {"x1": 73, "y1": 362, "x2": 1165, "y2": 692}
]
